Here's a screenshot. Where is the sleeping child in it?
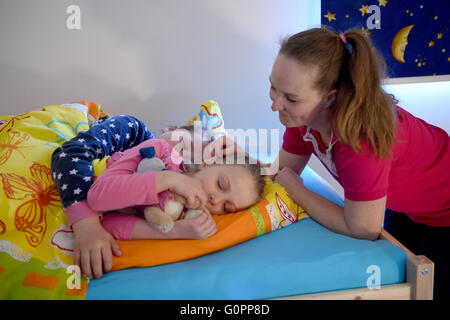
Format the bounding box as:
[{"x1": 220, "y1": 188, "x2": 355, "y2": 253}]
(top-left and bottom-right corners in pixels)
[
  {"x1": 51, "y1": 114, "x2": 265, "y2": 279},
  {"x1": 86, "y1": 138, "x2": 266, "y2": 241}
]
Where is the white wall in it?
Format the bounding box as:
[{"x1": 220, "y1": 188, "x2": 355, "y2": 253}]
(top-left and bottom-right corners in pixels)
[
  {"x1": 0, "y1": 0, "x2": 318, "y2": 137},
  {"x1": 0, "y1": 0, "x2": 448, "y2": 199}
]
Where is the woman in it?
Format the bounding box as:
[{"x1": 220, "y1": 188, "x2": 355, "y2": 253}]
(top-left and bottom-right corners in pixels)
[{"x1": 265, "y1": 28, "x2": 449, "y2": 300}]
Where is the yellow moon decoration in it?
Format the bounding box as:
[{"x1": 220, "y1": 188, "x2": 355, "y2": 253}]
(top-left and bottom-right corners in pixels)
[{"x1": 392, "y1": 25, "x2": 414, "y2": 63}]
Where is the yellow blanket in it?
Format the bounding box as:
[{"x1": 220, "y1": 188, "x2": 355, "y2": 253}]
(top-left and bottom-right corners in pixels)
[{"x1": 0, "y1": 102, "x2": 102, "y2": 299}]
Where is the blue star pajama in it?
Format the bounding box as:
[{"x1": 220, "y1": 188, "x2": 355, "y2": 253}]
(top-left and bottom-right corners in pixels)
[{"x1": 51, "y1": 115, "x2": 154, "y2": 210}]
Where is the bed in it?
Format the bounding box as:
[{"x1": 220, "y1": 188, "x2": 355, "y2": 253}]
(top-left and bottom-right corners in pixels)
[
  {"x1": 85, "y1": 166, "x2": 433, "y2": 300},
  {"x1": 0, "y1": 101, "x2": 433, "y2": 300}
]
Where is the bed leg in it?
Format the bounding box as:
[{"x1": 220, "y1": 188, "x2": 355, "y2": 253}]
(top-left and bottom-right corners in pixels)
[
  {"x1": 380, "y1": 229, "x2": 434, "y2": 300},
  {"x1": 407, "y1": 255, "x2": 434, "y2": 300}
]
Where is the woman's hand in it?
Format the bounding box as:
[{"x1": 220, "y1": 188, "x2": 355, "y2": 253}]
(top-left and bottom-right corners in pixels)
[
  {"x1": 172, "y1": 213, "x2": 217, "y2": 239},
  {"x1": 203, "y1": 135, "x2": 245, "y2": 164},
  {"x1": 71, "y1": 216, "x2": 122, "y2": 279},
  {"x1": 274, "y1": 167, "x2": 304, "y2": 193}
]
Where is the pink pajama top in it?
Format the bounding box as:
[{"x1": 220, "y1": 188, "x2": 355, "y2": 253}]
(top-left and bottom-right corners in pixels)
[{"x1": 66, "y1": 139, "x2": 182, "y2": 226}]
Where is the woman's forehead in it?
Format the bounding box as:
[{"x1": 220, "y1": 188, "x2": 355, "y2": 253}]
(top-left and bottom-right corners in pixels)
[{"x1": 271, "y1": 55, "x2": 319, "y2": 93}]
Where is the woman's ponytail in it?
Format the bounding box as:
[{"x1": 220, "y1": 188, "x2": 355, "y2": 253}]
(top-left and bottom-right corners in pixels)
[
  {"x1": 334, "y1": 30, "x2": 397, "y2": 157},
  {"x1": 280, "y1": 28, "x2": 398, "y2": 158}
]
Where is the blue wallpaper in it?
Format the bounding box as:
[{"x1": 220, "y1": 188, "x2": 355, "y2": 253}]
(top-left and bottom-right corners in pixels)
[{"x1": 321, "y1": 0, "x2": 449, "y2": 78}]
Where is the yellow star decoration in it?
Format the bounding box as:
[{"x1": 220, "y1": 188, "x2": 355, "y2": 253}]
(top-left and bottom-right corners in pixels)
[
  {"x1": 361, "y1": 27, "x2": 371, "y2": 37},
  {"x1": 324, "y1": 10, "x2": 336, "y2": 22},
  {"x1": 434, "y1": 16, "x2": 438, "y2": 20},
  {"x1": 378, "y1": 0, "x2": 388, "y2": 7},
  {"x1": 416, "y1": 56, "x2": 426, "y2": 67},
  {"x1": 428, "y1": 40, "x2": 435, "y2": 47},
  {"x1": 437, "y1": 32, "x2": 443, "y2": 39},
  {"x1": 359, "y1": 5, "x2": 369, "y2": 16}
]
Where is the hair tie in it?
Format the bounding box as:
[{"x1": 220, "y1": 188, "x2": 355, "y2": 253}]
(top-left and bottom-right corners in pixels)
[{"x1": 339, "y1": 33, "x2": 347, "y2": 44}]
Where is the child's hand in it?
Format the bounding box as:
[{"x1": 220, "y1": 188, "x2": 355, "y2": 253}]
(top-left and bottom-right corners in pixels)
[
  {"x1": 167, "y1": 172, "x2": 208, "y2": 210},
  {"x1": 71, "y1": 216, "x2": 122, "y2": 279},
  {"x1": 172, "y1": 213, "x2": 217, "y2": 239}
]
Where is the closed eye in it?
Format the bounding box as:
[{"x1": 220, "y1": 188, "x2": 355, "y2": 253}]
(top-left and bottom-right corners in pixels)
[
  {"x1": 218, "y1": 175, "x2": 228, "y2": 191},
  {"x1": 285, "y1": 94, "x2": 296, "y2": 103}
]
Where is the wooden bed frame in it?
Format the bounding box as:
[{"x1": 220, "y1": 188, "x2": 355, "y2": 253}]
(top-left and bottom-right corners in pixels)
[{"x1": 275, "y1": 229, "x2": 434, "y2": 300}]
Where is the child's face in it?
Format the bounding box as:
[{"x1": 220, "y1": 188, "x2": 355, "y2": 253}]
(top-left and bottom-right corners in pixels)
[{"x1": 192, "y1": 164, "x2": 259, "y2": 214}]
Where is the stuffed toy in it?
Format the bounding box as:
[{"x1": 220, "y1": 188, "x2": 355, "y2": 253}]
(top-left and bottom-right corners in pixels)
[{"x1": 137, "y1": 146, "x2": 205, "y2": 232}]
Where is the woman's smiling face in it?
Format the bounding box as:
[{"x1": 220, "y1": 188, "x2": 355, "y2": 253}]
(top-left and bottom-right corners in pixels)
[
  {"x1": 191, "y1": 164, "x2": 259, "y2": 215},
  {"x1": 269, "y1": 54, "x2": 328, "y2": 129}
]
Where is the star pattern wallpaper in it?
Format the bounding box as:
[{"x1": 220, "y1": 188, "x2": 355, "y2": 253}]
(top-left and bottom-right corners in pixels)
[{"x1": 321, "y1": 0, "x2": 449, "y2": 79}]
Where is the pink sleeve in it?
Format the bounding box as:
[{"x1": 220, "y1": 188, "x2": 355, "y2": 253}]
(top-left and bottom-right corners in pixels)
[
  {"x1": 101, "y1": 212, "x2": 141, "y2": 241},
  {"x1": 65, "y1": 200, "x2": 102, "y2": 226},
  {"x1": 334, "y1": 141, "x2": 392, "y2": 201},
  {"x1": 282, "y1": 127, "x2": 313, "y2": 156},
  {"x1": 87, "y1": 139, "x2": 181, "y2": 211}
]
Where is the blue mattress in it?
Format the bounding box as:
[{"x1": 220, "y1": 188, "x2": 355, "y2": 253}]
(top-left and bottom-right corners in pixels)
[{"x1": 86, "y1": 167, "x2": 407, "y2": 299}]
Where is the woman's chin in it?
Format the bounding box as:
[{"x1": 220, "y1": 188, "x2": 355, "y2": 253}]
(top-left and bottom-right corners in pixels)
[{"x1": 279, "y1": 114, "x2": 302, "y2": 128}]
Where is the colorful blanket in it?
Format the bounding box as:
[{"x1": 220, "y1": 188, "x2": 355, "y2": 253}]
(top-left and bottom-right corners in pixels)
[
  {"x1": 0, "y1": 100, "x2": 308, "y2": 299},
  {"x1": 0, "y1": 102, "x2": 101, "y2": 299}
]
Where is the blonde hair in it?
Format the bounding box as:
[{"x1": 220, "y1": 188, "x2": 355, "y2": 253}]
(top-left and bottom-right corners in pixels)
[
  {"x1": 279, "y1": 27, "x2": 398, "y2": 158},
  {"x1": 242, "y1": 162, "x2": 266, "y2": 203}
]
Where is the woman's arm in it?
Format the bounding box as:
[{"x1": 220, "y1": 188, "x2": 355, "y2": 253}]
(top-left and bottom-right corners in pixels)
[
  {"x1": 262, "y1": 147, "x2": 311, "y2": 179},
  {"x1": 275, "y1": 167, "x2": 385, "y2": 240},
  {"x1": 270, "y1": 147, "x2": 311, "y2": 178}
]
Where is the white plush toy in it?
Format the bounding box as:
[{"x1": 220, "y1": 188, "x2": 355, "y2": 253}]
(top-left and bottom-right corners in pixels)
[{"x1": 136, "y1": 146, "x2": 204, "y2": 232}]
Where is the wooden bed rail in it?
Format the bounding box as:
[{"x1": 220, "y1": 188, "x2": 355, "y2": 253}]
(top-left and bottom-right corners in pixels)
[{"x1": 379, "y1": 229, "x2": 434, "y2": 300}]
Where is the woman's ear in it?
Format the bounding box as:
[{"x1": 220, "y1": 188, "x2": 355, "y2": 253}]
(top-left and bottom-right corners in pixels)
[{"x1": 324, "y1": 89, "x2": 338, "y2": 108}]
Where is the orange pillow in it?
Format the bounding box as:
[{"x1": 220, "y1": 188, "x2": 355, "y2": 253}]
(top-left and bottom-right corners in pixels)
[{"x1": 111, "y1": 181, "x2": 308, "y2": 271}]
